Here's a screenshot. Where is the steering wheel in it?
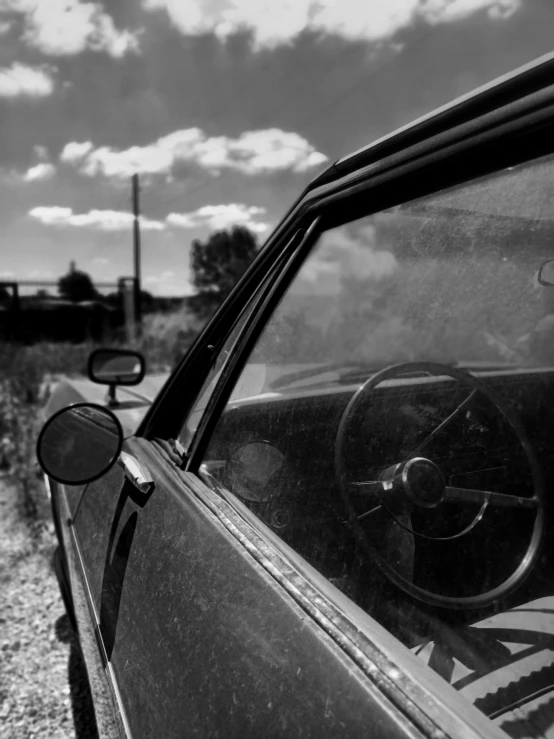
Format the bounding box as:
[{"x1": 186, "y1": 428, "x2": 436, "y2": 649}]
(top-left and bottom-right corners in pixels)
[{"x1": 335, "y1": 362, "x2": 546, "y2": 610}]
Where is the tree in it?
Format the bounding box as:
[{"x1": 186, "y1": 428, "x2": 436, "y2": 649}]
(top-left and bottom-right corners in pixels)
[
  {"x1": 190, "y1": 226, "x2": 259, "y2": 314},
  {"x1": 58, "y1": 261, "x2": 98, "y2": 302}
]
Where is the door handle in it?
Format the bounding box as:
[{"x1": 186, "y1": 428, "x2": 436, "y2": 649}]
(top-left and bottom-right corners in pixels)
[{"x1": 117, "y1": 452, "x2": 155, "y2": 494}]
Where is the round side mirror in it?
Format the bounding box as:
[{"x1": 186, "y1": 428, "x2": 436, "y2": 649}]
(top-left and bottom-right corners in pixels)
[{"x1": 37, "y1": 403, "x2": 123, "y2": 485}]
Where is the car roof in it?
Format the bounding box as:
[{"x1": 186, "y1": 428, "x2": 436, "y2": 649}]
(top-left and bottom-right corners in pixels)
[{"x1": 310, "y1": 51, "x2": 554, "y2": 188}]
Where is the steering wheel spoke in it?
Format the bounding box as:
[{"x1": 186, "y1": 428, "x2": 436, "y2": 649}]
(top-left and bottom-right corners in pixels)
[
  {"x1": 350, "y1": 480, "x2": 388, "y2": 495},
  {"x1": 444, "y1": 486, "x2": 539, "y2": 509}
]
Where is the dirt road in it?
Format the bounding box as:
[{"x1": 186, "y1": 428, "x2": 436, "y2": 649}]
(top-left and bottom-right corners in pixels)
[{"x1": 0, "y1": 475, "x2": 98, "y2": 739}]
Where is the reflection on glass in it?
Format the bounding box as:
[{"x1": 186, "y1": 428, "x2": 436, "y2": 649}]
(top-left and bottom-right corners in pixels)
[
  {"x1": 91, "y1": 351, "x2": 142, "y2": 384},
  {"x1": 201, "y1": 152, "x2": 554, "y2": 735},
  {"x1": 39, "y1": 405, "x2": 121, "y2": 484}
]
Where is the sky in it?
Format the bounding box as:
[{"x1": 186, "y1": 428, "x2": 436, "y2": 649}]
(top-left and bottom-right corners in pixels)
[{"x1": 0, "y1": 0, "x2": 553, "y2": 296}]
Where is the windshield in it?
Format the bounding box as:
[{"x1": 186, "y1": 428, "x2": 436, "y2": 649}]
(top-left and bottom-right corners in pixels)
[{"x1": 244, "y1": 155, "x2": 554, "y2": 394}]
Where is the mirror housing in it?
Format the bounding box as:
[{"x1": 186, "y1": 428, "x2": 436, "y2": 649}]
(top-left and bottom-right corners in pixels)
[
  {"x1": 37, "y1": 403, "x2": 123, "y2": 486},
  {"x1": 88, "y1": 348, "x2": 146, "y2": 407},
  {"x1": 538, "y1": 260, "x2": 554, "y2": 286}
]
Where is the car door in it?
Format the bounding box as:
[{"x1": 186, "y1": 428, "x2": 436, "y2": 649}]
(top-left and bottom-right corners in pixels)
[{"x1": 67, "y1": 230, "x2": 426, "y2": 739}]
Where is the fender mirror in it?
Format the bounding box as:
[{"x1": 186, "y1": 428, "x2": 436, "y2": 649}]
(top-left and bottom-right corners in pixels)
[
  {"x1": 37, "y1": 403, "x2": 123, "y2": 485},
  {"x1": 88, "y1": 348, "x2": 146, "y2": 407}
]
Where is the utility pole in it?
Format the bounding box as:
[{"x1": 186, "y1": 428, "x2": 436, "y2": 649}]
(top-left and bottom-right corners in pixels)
[{"x1": 132, "y1": 173, "x2": 142, "y2": 330}]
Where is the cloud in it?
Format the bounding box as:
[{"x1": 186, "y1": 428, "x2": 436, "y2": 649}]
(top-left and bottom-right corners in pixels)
[
  {"x1": 23, "y1": 163, "x2": 56, "y2": 181},
  {"x1": 92, "y1": 257, "x2": 110, "y2": 266},
  {"x1": 34, "y1": 145, "x2": 49, "y2": 161},
  {"x1": 143, "y1": 0, "x2": 520, "y2": 48},
  {"x1": 62, "y1": 128, "x2": 327, "y2": 179},
  {"x1": 422, "y1": 0, "x2": 519, "y2": 23},
  {"x1": 0, "y1": 20, "x2": 10, "y2": 34},
  {"x1": 299, "y1": 225, "x2": 397, "y2": 294},
  {"x1": 0, "y1": 0, "x2": 139, "y2": 57},
  {"x1": 60, "y1": 141, "x2": 94, "y2": 163},
  {"x1": 167, "y1": 204, "x2": 269, "y2": 233},
  {"x1": 143, "y1": 270, "x2": 191, "y2": 296},
  {"x1": 0, "y1": 63, "x2": 54, "y2": 97},
  {"x1": 144, "y1": 270, "x2": 175, "y2": 285},
  {"x1": 29, "y1": 206, "x2": 165, "y2": 231}
]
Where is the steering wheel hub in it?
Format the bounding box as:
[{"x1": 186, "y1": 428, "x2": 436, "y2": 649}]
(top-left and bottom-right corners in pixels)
[
  {"x1": 403, "y1": 457, "x2": 445, "y2": 508},
  {"x1": 380, "y1": 457, "x2": 445, "y2": 511}
]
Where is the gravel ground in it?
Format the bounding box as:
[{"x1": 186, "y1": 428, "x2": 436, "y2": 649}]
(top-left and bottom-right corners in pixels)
[{"x1": 0, "y1": 475, "x2": 99, "y2": 739}]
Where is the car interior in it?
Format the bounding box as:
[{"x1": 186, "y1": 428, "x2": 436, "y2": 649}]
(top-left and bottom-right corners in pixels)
[{"x1": 199, "y1": 151, "x2": 554, "y2": 738}]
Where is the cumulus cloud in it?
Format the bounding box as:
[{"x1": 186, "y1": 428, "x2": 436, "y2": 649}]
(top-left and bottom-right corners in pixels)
[
  {"x1": 299, "y1": 225, "x2": 397, "y2": 294},
  {"x1": 143, "y1": 0, "x2": 520, "y2": 48},
  {"x1": 60, "y1": 141, "x2": 94, "y2": 163},
  {"x1": 61, "y1": 128, "x2": 327, "y2": 179},
  {"x1": 29, "y1": 206, "x2": 165, "y2": 231},
  {"x1": 0, "y1": 0, "x2": 139, "y2": 57},
  {"x1": 0, "y1": 63, "x2": 54, "y2": 97},
  {"x1": 23, "y1": 162, "x2": 56, "y2": 181},
  {"x1": 167, "y1": 204, "x2": 269, "y2": 233}
]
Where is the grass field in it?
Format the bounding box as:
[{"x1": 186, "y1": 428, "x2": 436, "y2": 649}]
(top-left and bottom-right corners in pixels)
[{"x1": 0, "y1": 306, "x2": 203, "y2": 524}]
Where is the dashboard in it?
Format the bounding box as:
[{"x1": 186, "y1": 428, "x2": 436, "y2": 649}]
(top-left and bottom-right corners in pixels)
[
  {"x1": 204, "y1": 366, "x2": 554, "y2": 611},
  {"x1": 202, "y1": 366, "x2": 554, "y2": 735}
]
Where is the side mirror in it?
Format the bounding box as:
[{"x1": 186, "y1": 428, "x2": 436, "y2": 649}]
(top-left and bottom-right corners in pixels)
[
  {"x1": 37, "y1": 403, "x2": 123, "y2": 485},
  {"x1": 88, "y1": 349, "x2": 146, "y2": 407},
  {"x1": 538, "y1": 260, "x2": 554, "y2": 286}
]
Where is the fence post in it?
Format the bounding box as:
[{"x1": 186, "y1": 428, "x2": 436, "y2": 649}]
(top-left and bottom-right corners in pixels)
[{"x1": 0, "y1": 282, "x2": 20, "y2": 341}]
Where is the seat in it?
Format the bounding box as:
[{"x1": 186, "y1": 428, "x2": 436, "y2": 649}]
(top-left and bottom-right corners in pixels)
[{"x1": 414, "y1": 597, "x2": 554, "y2": 738}]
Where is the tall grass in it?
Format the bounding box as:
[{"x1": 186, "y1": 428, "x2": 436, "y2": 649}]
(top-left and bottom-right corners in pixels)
[{"x1": 0, "y1": 305, "x2": 205, "y2": 523}]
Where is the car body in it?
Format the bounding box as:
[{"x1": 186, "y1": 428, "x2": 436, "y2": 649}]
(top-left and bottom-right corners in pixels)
[{"x1": 40, "y1": 53, "x2": 554, "y2": 739}]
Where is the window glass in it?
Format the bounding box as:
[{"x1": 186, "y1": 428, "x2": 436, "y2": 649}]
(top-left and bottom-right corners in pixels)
[
  {"x1": 178, "y1": 299, "x2": 259, "y2": 452},
  {"x1": 199, "y1": 154, "x2": 554, "y2": 736}
]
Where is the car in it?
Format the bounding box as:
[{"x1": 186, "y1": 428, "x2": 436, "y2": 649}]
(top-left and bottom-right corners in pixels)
[{"x1": 37, "y1": 52, "x2": 554, "y2": 739}]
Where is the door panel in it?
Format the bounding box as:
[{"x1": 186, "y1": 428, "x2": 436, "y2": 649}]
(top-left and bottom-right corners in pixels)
[
  {"x1": 76, "y1": 438, "x2": 415, "y2": 738},
  {"x1": 72, "y1": 456, "x2": 128, "y2": 618}
]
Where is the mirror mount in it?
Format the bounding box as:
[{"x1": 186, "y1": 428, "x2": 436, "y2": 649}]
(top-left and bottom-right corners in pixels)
[
  {"x1": 106, "y1": 383, "x2": 119, "y2": 408},
  {"x1": 88, "y1": 349, "x2": 146, "y2": 407}
]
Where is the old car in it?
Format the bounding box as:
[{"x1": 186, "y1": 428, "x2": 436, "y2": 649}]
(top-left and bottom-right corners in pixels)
[{"x1": 37, "y1": 53, "x2": 554, "y2": 739}]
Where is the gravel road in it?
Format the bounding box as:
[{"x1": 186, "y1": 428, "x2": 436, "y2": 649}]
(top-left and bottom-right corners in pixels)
[{"x1": 0, "y1": 476, "x2": 99, "y2": 739}]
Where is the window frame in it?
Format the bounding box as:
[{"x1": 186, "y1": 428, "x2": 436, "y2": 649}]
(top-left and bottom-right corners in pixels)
[
  {"x1": 142, "y1": 75, "x2": 554, "y2": 447},
  {"x1": 172, "y1": 226, "x2": 317, "y2": 459},
  {"x1": 171, "y1": 115, "x2": 554, "y2": 739},
  {"x1": 186, "y1": 111, "x2": 554, "y2": 474}
]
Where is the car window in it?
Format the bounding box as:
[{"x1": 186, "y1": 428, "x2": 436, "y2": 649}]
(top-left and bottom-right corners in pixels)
[
  {"x1": 198, "y1": 153, "x2": 554, "y2": 735},
  {"x1": 178, "y1": 230, "x2": 304, "y2": 453},
  {"x1": 178, "y1": 301, "x2": 259, "y2": 453}
]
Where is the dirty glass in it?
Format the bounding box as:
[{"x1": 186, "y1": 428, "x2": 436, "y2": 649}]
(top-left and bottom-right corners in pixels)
[
  {"x1": 199, "y1": 153, "x2": 554, "y2": 737},
  {"x1": 178, "y1": 296, "x2": 260, "y2": 454}
]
